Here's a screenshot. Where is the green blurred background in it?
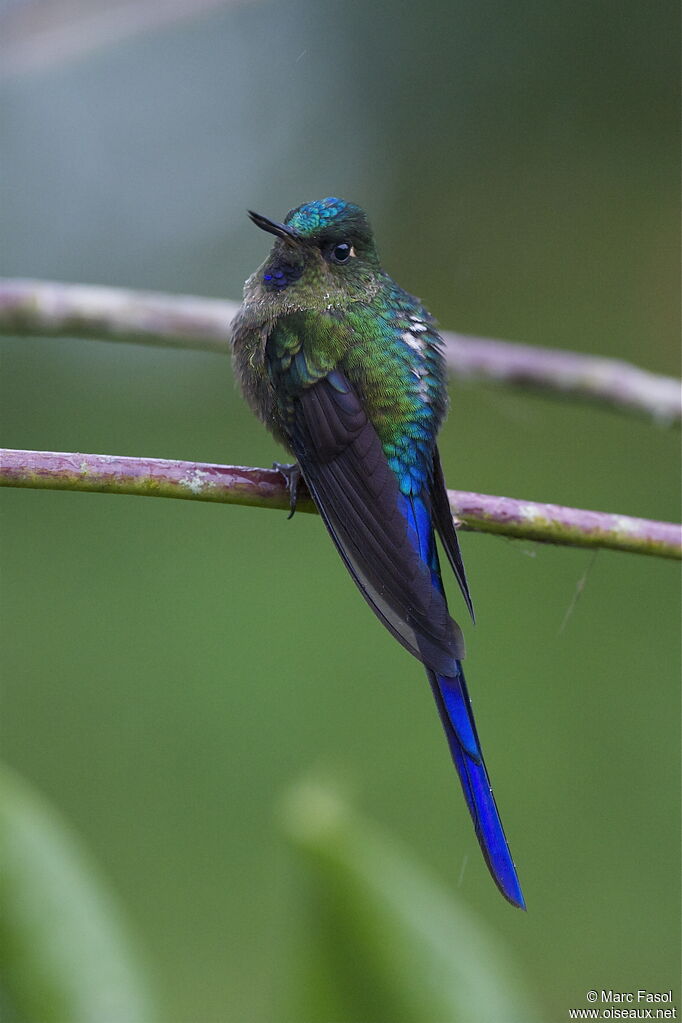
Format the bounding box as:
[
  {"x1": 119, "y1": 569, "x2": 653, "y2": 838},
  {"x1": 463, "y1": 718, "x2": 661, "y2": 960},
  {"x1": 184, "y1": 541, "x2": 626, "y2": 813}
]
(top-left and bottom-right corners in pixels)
[{"x1": 1, "y1": 2, "x2": 679, "y2": 1021}]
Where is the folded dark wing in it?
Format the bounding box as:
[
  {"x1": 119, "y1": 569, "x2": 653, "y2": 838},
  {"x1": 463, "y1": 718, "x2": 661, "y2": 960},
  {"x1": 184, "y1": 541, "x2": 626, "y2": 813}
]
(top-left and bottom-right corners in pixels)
[
  {"x1": 430, "y1": 447, "x2": 475, "y2": 623},
  {"x1": 289, "y1": 370, "x2": 464, "y2": 674}
]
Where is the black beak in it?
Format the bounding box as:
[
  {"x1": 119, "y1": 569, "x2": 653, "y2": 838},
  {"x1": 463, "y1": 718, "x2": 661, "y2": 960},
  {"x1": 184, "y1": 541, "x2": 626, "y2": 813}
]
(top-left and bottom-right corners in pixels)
[{"x1": 247, "y1": 210, "x2": 300, "y2": 245}]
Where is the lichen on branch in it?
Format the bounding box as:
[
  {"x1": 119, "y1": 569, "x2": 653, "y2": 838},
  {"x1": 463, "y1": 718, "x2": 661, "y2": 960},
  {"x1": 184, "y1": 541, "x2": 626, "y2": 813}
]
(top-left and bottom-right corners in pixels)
[{"x1": 2, "y1": 449, "x2": 679, "y2": 560}]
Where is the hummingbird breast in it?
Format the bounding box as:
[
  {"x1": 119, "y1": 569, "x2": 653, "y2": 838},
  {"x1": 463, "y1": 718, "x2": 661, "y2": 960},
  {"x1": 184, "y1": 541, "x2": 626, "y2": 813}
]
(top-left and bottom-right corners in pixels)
[
  {"x1": 231, "y1": 277, "x2": 448, "y2": 480},
  {"x1": 230, "y1": 306, "x2": 294, "y2": 451}
]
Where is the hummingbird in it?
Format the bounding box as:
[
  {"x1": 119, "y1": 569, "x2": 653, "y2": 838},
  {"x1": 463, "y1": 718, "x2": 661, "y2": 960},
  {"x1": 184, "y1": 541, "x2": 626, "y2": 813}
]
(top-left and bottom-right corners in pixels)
[{"x1": 231, "y1": 197, "x2": 525, "y2": 909}]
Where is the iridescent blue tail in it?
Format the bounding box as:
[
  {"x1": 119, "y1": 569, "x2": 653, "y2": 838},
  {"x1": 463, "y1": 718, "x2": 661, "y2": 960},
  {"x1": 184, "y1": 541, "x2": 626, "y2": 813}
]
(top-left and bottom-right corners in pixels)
[
  {"x1": 401, "y1": 491, "x2": 525, "y2": 908},
  {"x1": 428, "y1": 665, "x2": 525, "y2": 909}
]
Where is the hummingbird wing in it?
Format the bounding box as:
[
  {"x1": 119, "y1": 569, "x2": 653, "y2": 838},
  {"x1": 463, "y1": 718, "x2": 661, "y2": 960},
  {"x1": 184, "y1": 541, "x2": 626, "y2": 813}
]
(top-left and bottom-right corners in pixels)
[
  {"x1": 430, "y1": 447, "x2": 475, "y2": 622},
  {"x1": 285, "y1": 368, "x2": 465, "y2": 676}
]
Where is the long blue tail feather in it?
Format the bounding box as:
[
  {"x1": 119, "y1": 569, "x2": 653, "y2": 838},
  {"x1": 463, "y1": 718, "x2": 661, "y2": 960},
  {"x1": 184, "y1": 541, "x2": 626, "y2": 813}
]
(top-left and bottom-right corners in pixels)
[
  {"x1": 428, "y1": 667, "x2": 526, "y2": 909},
  {"x1": 402, "y1": 493, "x2": 525, "y2": 909}
]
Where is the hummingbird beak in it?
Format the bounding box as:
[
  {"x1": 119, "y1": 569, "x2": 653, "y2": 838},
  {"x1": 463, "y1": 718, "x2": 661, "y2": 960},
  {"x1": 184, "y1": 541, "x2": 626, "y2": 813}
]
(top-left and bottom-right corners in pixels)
[{"x1": 248, "y1": 210, "x2": 301, "y2": 246}]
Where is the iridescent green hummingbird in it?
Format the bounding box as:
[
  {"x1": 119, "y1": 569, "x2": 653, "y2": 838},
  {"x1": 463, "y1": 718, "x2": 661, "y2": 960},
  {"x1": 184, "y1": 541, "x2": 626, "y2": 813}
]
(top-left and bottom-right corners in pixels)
[{"x1": 231, "y1": 197, "x2": 525, "y2": 908}]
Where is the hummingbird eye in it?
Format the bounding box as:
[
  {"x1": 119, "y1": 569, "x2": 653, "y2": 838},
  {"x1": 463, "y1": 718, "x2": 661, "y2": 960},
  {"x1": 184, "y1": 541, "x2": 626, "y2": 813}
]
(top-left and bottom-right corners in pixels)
[{"x1": 328, "y1": 241, "x2": 353, "y2": 264}]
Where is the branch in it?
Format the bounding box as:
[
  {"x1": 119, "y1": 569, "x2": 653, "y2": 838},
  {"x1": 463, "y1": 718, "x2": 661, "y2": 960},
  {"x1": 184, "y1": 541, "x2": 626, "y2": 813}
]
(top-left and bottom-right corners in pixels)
[
  {"x1": 2, "y1": 449, "x2": 679, "y2": 560},
  {"x1": 1, "y1": 278, "x2": 679, "y2": 425}
]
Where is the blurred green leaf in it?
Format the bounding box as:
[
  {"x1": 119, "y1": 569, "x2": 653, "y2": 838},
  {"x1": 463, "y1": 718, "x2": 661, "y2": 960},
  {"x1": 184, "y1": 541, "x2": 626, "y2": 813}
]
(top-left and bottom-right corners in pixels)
[
  {"x1": 0, "y1": 764, "x2": 156, "y2": 1023},
  {"x1": 281, "y1": 781, "x2": 541, "y2": 1023}
]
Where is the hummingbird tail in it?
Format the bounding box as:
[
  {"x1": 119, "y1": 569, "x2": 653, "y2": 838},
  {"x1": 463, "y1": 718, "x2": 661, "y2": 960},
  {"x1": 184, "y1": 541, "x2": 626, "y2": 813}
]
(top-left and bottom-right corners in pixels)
[
  {"x1": 399, "y1": 492, "x2": 525, "y2": 907},
  {"x1": 428, "y1": 666, "x2": 526, "y2": 909}
]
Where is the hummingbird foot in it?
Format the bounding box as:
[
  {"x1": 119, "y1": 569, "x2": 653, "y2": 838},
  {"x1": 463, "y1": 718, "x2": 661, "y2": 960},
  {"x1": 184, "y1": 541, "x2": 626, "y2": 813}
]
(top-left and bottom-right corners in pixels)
[{"x1": 273, "y1": 462, "x2": 302, "y2": 519}]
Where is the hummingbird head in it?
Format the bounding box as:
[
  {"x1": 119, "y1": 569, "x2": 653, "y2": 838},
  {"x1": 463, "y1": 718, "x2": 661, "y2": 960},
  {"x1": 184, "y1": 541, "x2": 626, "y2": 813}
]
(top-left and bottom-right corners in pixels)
[{"x1": 245, "y1": 197, "x2": 382, "y2": 310}]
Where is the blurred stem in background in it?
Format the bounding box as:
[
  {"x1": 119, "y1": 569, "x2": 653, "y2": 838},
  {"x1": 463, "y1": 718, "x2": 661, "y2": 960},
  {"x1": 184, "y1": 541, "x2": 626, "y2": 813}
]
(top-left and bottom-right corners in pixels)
[
  {"x1": 1, "y1": 278, "x2": 679, "y2": 424},
  {"x1": 281, "y1": 780, "x2": 541, "y2": 1023},
  {"x1": 0, "y1": 765, "x2": 156, "y2": 1023}
]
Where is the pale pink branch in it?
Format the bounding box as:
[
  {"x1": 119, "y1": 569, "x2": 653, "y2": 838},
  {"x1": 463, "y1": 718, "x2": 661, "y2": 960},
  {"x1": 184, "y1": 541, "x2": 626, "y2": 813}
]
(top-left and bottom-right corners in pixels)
[
  {"x1": 2, "y1": 448, "x2": 679, "y2": 560},
  {"x1": 1, "y1": 278, "x2": 679, "y2": 424}
]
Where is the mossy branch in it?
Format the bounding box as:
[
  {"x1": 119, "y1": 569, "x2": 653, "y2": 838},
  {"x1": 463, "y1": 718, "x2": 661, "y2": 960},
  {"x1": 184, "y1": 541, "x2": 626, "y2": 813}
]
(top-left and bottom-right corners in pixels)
[
  {"x1": 1, "y1": 278, "x2": 679, "y2": 424},
  {"x1": 2, "y1": 448, "x2": 679, "y2": 560}
]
